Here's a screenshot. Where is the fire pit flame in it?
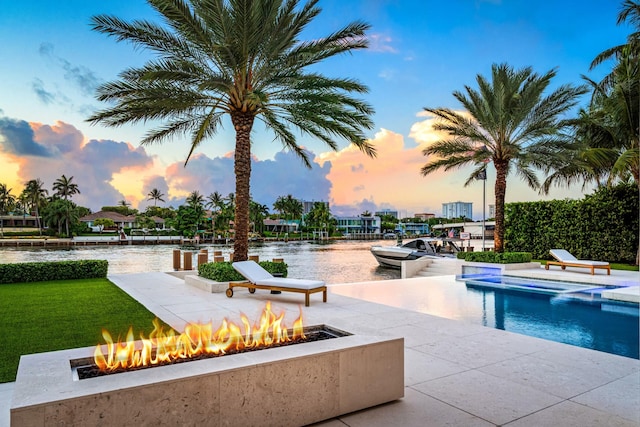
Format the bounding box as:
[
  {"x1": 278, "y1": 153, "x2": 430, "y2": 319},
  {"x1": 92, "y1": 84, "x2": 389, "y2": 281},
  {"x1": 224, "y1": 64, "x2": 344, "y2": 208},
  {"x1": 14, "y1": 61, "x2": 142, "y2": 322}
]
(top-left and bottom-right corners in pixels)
[{"x1": 94, "y1": 302, "x2": 305, "y2": 372}]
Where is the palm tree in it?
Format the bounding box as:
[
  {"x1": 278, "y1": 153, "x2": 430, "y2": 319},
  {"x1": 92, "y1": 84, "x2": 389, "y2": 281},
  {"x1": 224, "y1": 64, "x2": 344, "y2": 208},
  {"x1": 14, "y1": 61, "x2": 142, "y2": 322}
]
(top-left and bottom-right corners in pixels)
[
  {"x1": 543, "y1": 59, "x2": 639, "y2": 193},
  {"x1": 590, "y1": 0, "x2": 640, "y2": 83},
  {"x1": 273, "y1": 196, "x2": 287, "y2": 219},
  {"x1": 420, "y1": 63, "x2": 587, "y2": 252},
  {"x1": 52, "y1": 175, "x2": 80, "y2": 200},
  {"x1": 52, "y1": 175, "x2": 81, "y2": 237},
  {"x1": 0, "y1": 183, "x2": 16, "y2": 237},
  {"x1": 186, "y1": 190, "x2": 204, "y2": 208},
  {"x1": 42, "y1": 199, "x2": 70, "y2": 235},
  {"x1": 249, "y1": 200, "x2": 269, "y2": 233},
  {"x1": 186, "y1": 190, "x2": 205, "y2": 234},
  {"x1": 284, "y1": 195, "x2": 303, "y2": 223},
  {"x1": 22, "y1": 179, "x2": 49, "y2": 236},
  {"x1": 147, "y1": 188, "x2": 165, "y2": 206},
  {"x1": 206, "y1": 191, "x2": 224, "y2": 231},
  {"x1": 16, "y1": 194, "x2": 28, "y2": 232},
  {"x1": 87, "y1": 0, "x2": 376, "y2": 261},
  {"x1": 306, "y1": 201, "x2": 333, "y2": 235}
]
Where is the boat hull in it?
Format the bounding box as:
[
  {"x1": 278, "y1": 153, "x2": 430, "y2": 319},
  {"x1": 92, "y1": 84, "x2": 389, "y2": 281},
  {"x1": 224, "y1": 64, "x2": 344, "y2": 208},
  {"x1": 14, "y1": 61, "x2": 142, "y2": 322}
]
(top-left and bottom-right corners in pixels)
[
  {"x1": 370, "y1": 247, "x2": 424, "y2": 269},
  {"x1": 370, "y1": 238, "x2": 461, "y2": 269}
]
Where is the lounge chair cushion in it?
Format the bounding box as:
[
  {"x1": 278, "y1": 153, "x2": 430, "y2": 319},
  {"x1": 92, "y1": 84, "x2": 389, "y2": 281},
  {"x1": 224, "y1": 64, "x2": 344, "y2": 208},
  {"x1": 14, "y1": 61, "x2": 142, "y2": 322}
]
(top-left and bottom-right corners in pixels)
[
  {"x1": 233, "y1": 260, "x2": 274, "y2": 282},
  {"x1": 233, "y1": 261, "x2": 325, "y2": 290},
  {"x1": 550, "y1": 249, "x2": 609, "y2": 266}
]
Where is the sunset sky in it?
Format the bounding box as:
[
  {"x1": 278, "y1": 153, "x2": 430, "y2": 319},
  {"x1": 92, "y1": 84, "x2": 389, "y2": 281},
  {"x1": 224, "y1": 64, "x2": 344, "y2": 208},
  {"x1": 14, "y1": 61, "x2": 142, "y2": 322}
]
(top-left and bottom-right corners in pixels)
[{"x1": 0, "y1": 1, "x2": 629, "y2": 219}]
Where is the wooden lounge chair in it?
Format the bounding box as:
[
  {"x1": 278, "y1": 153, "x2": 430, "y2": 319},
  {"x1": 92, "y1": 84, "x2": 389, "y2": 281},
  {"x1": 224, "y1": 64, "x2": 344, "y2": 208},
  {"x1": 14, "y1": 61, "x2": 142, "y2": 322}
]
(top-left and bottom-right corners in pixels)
[
  {"x1": 545, "y1": 249, "x2": 611, "y2": 275},
  {"x1": 230, "y1": 261, "x2": 327, "y2": 306}
]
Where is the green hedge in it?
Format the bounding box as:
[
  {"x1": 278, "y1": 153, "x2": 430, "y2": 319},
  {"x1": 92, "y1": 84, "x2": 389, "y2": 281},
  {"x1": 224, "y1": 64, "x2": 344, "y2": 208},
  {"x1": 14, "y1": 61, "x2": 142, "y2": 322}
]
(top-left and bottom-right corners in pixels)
[
  {"x1": 0, "y1": 260, "x2": 109, "y2": 284},
  {"x1": 198, "y1": 261, "x2": 288, "y2": 282},
  {"x1": 456, "y1": 251, "x2": 532, "y2": 263},
  {"x1": 504, "y1": 183, "x2": 638, "y2": 263}
]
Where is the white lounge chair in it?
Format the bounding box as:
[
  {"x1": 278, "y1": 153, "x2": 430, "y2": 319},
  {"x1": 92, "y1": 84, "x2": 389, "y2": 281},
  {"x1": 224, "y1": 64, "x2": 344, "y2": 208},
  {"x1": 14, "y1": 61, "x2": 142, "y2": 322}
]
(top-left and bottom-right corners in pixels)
[
  {"x1": 545, "y1": 249, "x2": 611, "y2": 275},
  {"x1": 231, "y1": 261, "x2": 327, "y2": 306}
]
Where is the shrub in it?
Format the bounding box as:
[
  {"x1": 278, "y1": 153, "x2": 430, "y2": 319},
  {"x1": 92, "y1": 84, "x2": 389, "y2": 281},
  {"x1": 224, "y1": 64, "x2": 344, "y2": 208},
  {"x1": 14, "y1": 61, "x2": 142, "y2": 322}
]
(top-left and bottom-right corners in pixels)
[
  {"x1": 456, "y1": 252, "x2": 532, "y2": 264},
  {"x1": 198, "y1": 261, "x2": 288, "y2": 282},
  {"x1": 0, "y1": 260, "x2": 109, "y2": 284}
]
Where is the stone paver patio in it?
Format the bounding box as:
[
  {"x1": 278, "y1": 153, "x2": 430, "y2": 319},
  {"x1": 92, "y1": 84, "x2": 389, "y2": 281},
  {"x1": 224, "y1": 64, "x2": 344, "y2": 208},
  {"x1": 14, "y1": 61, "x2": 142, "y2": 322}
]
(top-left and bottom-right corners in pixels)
[{"x1": 2, "y1": 267, "x2": 639, "y2": 426}]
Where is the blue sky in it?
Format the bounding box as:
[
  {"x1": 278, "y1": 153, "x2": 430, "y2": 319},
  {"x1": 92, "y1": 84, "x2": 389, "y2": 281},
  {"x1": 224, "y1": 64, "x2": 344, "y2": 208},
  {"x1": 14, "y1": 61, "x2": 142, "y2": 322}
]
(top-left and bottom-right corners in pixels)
[{"x1": 0, "y1": 0, "x2": 630, "y2": 218}]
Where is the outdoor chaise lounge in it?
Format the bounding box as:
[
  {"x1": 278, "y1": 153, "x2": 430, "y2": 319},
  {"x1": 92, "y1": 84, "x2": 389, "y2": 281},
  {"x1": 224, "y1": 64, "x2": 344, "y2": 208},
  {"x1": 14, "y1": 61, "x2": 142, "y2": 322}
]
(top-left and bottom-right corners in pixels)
[
  {"x1": 545, "y1": 249, "x2": 611, "y2": 275},
  {"x1": 230, "y1": 261, "x2": 327, "y2": 306}
]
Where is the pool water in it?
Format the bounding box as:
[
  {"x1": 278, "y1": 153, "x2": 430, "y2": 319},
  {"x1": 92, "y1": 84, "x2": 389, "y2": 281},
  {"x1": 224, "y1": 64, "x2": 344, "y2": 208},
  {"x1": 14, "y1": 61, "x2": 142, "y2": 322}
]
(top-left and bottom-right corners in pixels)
[
  {"x1": 333, "y1": 276, "x2": 639, "y2": 359},
  {"x1": 462, "y1": 276, "x2": 639, "y2": 359}
]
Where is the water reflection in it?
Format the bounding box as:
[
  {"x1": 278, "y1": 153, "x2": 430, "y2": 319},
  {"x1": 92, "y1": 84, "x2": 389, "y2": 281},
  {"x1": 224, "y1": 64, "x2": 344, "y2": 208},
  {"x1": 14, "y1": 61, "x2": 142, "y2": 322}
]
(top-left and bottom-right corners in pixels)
[{"x1": 0, "y1": 240, "x2": 401, "y2": 284}]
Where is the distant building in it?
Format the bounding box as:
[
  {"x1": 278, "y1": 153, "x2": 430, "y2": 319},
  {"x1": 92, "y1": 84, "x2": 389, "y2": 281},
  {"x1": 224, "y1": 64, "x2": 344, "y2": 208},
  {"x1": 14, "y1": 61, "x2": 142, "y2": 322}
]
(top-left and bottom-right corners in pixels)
[
  {"x1": 375, "y1": 209, "x2": 398, "y2": 219},
  {"x1": 263, "y1": 219, "x2": 299, "y2": 233},
  {"x1": 414, "y1": 213, "x2": 435, "y2": 220},
  {"x1": 335, "y1": 215, "x2": 381, "y2": 235},
  {"x1": 301, "y1": 200, "x2": 329, "y2": 215},
  {"x1": 396, "y1": 222, "x2": 430, "y2": 236},
  {"x1": 442, "y1": 202, "x2": 473, "y2": 220},
  {"x1": 79, "y1": 211, "x2": 165, "y2": 231}
]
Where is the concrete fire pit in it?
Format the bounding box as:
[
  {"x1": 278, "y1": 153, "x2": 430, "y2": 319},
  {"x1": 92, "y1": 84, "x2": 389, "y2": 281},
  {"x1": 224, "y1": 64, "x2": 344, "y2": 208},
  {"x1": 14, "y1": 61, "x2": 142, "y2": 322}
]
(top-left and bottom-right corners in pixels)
[{"x1": 11, "y1": 329, "x2": 404, "y2": 426}]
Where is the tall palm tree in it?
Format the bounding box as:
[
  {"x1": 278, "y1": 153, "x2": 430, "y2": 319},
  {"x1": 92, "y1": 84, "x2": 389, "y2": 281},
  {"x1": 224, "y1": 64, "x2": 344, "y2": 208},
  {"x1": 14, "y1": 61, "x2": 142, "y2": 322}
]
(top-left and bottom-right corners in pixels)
[
  {"x1": 590, "y1": 0, "x2": 640, "y2": 83},
  {"x1": 186, "y1": 190, "x2": 204, "y2": 208},
  {"x1": 186, "y1": 190, "x2": 205, "y2": 233},
  {"x1": 543, "y1": 57, "x2": 639, "y2": 194},
  {"x1": 22, "y1": 179, "x2": 49, "y2": 236},
  {"x1": 147, "y1": 188, "x2": 165, "y2": 206},
  {"x1": 420, "y1": 63, "x2": 587, "y2": 252},
  {"x1": 284, "y1": 195, "x2": 303, "y2": 222},
  {"x1": 52, "y1": 175, "x2": 80, "y2": 200},
  {"x1": 87, "y1": 0, "x2": 376, "y2": 261},
  {"x1": 206, "y1": 191, "x2": 224, "y2": 231},
  {"x1": 0, "y1": 183, "x2": 16, "y2": 237},
  {"x1": 52, "y1": 175, "x2": 81, "y2": 237},
  {"x1": 249, "y1": 200, "x2": 269, "y2": 233},
  {"x1": 42, "y1": 199, "x2": 72, "y2": 236},
  {"x1": 306, "y1": 201, "x2": 333, "y2": 233},
  {"x1": 273, "y1": 196, "x2": 287, "y2": 219}
]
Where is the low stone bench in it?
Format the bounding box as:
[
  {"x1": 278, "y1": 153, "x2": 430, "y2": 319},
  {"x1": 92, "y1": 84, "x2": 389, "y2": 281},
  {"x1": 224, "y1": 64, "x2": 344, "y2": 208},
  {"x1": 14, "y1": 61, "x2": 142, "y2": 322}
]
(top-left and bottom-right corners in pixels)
[{"x1": 184, "y1": 275, "x2": 248, "y2": 293}]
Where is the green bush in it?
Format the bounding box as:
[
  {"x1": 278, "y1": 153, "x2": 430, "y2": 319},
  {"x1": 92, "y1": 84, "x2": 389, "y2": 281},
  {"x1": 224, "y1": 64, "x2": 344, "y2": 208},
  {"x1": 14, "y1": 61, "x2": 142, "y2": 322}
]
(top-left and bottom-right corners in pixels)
[
  {"x1": 504, "y1": 183, "x2": 638, "y2": 263},
  {"x1": 456, "y1": 252, "x2": 532, "y2": 264},
  {"x1": 0, "y1": 260, "x2": 108, "y2": 284},
  {"x1": 198, "y1": 261, "x2": 288, "y2": 282}
]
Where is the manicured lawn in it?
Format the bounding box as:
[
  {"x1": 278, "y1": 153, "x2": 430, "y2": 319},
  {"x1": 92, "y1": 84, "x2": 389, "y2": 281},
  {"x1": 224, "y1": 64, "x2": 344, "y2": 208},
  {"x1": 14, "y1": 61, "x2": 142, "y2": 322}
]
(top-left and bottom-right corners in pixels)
[{"x1": 0, "y1": 278, "x2": 169, "y2": 383}]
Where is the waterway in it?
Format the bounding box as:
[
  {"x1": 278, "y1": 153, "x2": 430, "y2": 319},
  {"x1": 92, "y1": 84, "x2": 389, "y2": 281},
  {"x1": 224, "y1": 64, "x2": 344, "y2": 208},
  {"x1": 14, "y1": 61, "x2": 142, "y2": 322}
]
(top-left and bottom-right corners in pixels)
[{"x1": 0, "y1": 239, "x2": 401, "y2": 284}]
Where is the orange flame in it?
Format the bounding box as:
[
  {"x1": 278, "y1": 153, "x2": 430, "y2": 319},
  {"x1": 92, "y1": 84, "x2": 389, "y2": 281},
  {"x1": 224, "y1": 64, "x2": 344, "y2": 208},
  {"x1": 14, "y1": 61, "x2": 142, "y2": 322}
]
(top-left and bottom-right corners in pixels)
[{"x1": 94, "y1": 302, "x2": 305, "y2": 372}]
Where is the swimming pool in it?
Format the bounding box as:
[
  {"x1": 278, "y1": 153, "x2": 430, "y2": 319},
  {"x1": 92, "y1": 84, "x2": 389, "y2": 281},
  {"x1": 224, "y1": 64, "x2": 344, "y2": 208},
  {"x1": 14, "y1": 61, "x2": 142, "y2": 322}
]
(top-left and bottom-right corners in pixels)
[
  {"x1": 462, "y1": 275, "x2": 639, "y2": 359},
  {"x1": 332, "y1": 275, "x2": 639, "y2": 359}
]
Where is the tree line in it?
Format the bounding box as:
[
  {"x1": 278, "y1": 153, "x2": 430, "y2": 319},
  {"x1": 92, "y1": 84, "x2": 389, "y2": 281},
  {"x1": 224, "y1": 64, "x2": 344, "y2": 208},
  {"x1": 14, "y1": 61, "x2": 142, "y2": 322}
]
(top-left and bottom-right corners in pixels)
[{"x1": 0, "y1": 178, "x2": 338, "y2": 239}]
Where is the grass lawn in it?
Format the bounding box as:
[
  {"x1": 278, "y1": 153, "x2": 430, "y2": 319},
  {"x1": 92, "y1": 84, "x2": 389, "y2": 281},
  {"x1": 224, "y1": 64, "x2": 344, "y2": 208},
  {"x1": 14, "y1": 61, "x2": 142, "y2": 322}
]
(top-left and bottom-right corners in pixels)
[{"x1": 0, "y1": 278, "x2": 170, "y2": 383}]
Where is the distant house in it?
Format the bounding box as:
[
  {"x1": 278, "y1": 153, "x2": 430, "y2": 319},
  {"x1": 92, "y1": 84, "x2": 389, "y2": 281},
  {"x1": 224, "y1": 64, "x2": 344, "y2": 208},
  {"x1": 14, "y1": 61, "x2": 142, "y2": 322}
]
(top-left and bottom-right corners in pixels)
[
  {"x1": 79, "y1": 211, "x2": 165, "y2": 231},
  {"x1": 263, "y1": 219, "x2": 299, "y2": 233},
  {"x1": 334, "y1": 215, "x2": 381, "y2": 235}
]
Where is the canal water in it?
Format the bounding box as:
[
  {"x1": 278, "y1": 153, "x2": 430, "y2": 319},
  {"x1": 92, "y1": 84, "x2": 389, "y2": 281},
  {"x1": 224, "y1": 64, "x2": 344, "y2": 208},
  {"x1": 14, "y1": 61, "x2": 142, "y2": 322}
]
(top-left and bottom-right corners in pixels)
[{"x1": 0, "y1": 240, "x2": 401, "y2": 284}]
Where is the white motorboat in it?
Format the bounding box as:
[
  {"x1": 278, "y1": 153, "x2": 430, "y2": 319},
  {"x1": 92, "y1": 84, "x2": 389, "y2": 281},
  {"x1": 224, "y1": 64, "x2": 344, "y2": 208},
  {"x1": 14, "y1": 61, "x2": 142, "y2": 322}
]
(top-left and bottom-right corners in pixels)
[{"x1": 370, "y1": 238, "x2": 461, "y2": 269}]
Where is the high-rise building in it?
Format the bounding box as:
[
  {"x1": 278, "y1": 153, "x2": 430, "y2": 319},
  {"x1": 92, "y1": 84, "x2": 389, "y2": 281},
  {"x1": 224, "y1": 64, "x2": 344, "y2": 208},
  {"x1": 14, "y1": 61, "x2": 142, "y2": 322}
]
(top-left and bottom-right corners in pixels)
[{"x1": 442, "y1": 201, "x2": 473, "y2": 220}]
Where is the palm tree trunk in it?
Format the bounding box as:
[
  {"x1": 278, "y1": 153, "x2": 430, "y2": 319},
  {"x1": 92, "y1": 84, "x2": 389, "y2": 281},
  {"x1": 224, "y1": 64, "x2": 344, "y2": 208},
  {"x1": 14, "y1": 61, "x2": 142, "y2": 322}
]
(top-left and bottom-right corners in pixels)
[
  {"x1": 493, "y1": 161, "x2": 508, "y2": 252},
  {"x1": 35, "y1": 206, "x2": 42, "y2": 236},
  {"x1": 232, "y1": 112, "x2": 255, "y2": 262}
]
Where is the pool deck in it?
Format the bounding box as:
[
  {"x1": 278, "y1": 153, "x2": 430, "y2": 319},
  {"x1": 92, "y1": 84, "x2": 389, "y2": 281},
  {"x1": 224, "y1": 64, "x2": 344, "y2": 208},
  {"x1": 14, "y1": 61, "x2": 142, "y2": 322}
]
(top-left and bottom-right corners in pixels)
[{"x1": 2, "y1": 267, "x2": 639, "y2": 426}]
